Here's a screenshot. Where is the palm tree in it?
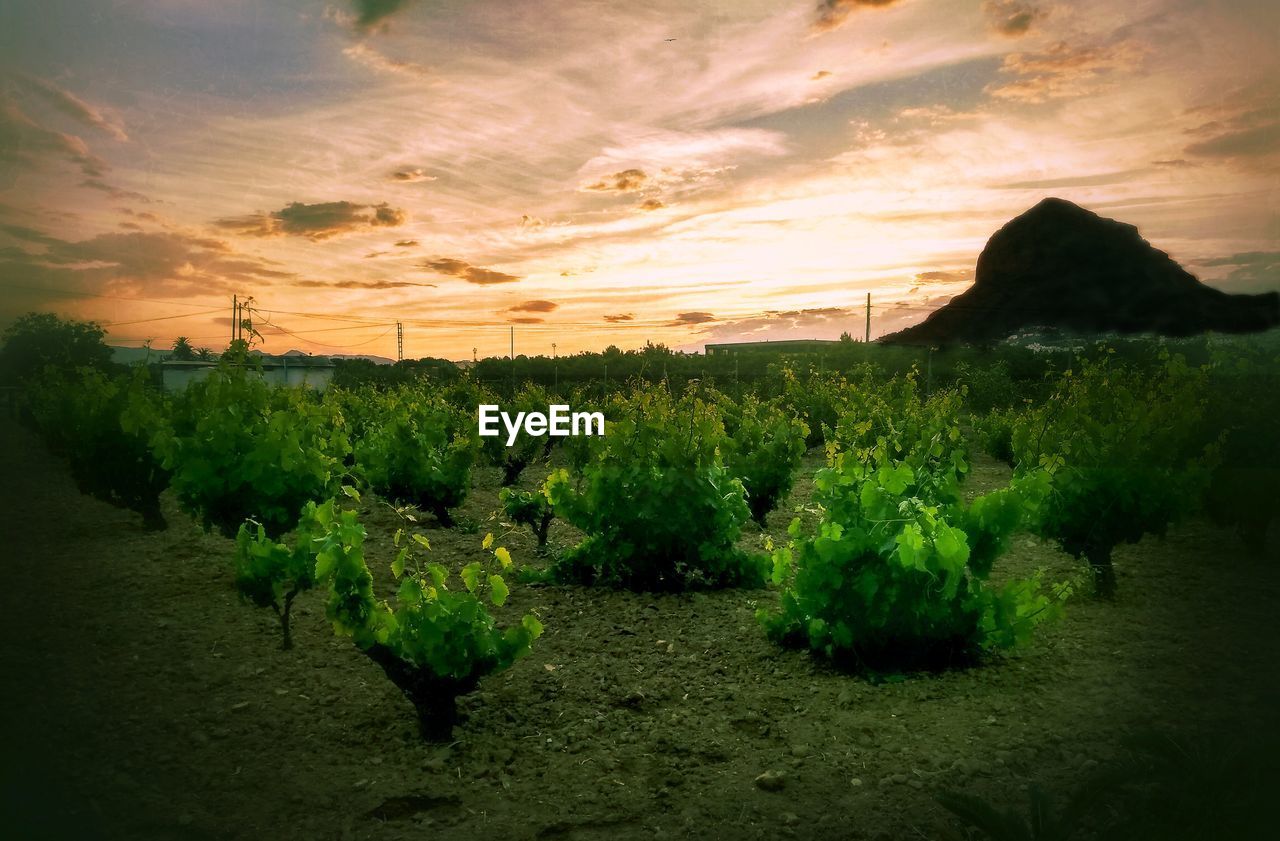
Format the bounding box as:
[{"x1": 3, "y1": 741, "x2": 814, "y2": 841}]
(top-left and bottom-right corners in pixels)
[{"x1": 171, "y1": 336, "x2": 196, "y2": 361}]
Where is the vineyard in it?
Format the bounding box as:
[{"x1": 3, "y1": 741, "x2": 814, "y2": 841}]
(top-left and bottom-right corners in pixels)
[{"x1": 3, "y1": 329, "x2": 1280, "y2": 840}]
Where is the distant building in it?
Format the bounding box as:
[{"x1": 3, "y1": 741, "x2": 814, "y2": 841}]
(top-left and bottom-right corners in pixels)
[
  {"x1": 160, "y1": 355, "x2": 336, "y2": 393},
  {"x1": 704, "y1": 339, "x2": 843, "y2": 356}
]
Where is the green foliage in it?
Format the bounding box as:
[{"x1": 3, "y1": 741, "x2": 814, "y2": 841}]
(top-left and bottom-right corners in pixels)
[
  {"x1": 974, "y1": 407, "x2": 1019, "y2": 465},
  {"x1": 1201, "y1": 343, "x2": 1280, "y2": 553},
  {"x1": 761, "y1": 385, "x2": 1062, "y2": 669},
  {"x1": 28, "y1": 368, "x2": 169, "y2": 529},
  {"x1": 353, "y1": 385, "x2": 477, "y2": 526},
  {"x1": 232, "y1": 505, "x2": 323, "y2": 649},
  {"x1": 1011, "y1": 352, "x2": 1216, "y2": 595},
  {"x1": 170, "y1": 337, "x2": 196, "y2": 361},
  {"x1": 308, "y1": 492, "x2": 542, "y2": 740},
  {"x1": 0, "y1": 312, "x2": 114, "y2": 386},
  {"x1": 135, "y1": 363, "x2": 349, "y2": 538},
  {"x1": 779, "y1": 366, "x2": 864, "y2": 448},
  {"x1": 479, "y1": 382, "x2": 554, "y2": 485},
  {"x1": 500, "y1": 481, "x2": 554, "y2": 548},
  {"x1": 955, "y1": 359, "x2": 1021, "y2": 413},
  {"x1": 719, "y1": 393, "x2": 809, "y2": 527},
  {"x1": 547, "y1": 387, "x2": 766, "y2": 591}
]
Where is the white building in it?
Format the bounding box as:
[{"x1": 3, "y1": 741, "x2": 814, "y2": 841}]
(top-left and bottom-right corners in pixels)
[{"x1": 160, "y1": 356, "x2": 336, "y2": 392}]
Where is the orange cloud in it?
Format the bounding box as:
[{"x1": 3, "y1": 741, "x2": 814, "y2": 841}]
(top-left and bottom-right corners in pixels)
[
  {"x1": 584, "y1": 168, "x2": 648, "y2": 193},
  {"x1": 420, "y1": 257, "x2": 520, "y2": 285}
]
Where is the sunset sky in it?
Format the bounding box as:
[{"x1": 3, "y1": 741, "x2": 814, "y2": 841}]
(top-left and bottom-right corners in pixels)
[{"x1": 1, "y1": 0, "x2": 1276, "y2": 359}]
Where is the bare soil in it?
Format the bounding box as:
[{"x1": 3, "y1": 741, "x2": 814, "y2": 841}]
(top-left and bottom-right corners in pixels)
[{"x1": 2, "y1": 417, "x2": 1277, "y2": 840}]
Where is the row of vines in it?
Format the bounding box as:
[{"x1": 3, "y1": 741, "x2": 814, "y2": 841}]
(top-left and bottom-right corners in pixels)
[{"x1": 18, "y1": 338, "x2": 1278, "y2": 738}]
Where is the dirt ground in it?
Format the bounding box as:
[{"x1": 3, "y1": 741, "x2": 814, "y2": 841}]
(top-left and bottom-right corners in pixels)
[{"x1": 2, "y1": 416, "x2": 1278, "y2": 840}]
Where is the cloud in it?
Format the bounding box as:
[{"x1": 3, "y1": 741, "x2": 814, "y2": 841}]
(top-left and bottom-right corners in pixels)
[
  {"x1": 390, "y1": 167, "x2": 435, "y2": 182},
  {"x1": 351, "y1": 0, "x2": 414, "y2": 32},
  {"x1": 507, "y1": 300, "x2": 558, "y2": 313},
  {"x1": 520, "y1": 214, "x2": 546, "y2": 228},
  {"x1": 343, "y1": 43, "x2": 432, "y2": 78},
  {"x1": 0, "y1": 226, "x2": 293, "y2": 317},
  {"x1": 986, "y1": 40, "x2": 1147, "y2": 103},
  {"x1": 811, "y1": 70, "x2": 833, "y2": 81},
  {"x1": 419, "y1": 257, "x2": 520, "y2": 285},
  {"x1": 394, "y1": 239, "x2": 419, "y2": 247},
  {"x1": 584, "y1": 168, "x2": 648, "y2": 193},
  {"x1": 982, "y1": 1, "x2": 1043, "y2": 38},
  {"x1": 913, "y1": 269, "x2": 971, "y2": 284},
  {"x1": 994, "y1": 168, "x2": 1148, "y2": 189},
  {"x1": 1197, "y1": 251, "x2": 1280, "y2": 294},
  {"x1": 80, "y1": 178, "x2": 152, "y2": 202},
  {"x1": 638, "y1": 198, "x2": 666, "y2": 211},
  {"x1": 1185, "y1": 119, "x2": 1280, "y2": 162},
  {"x1": 813, "y1": 0, "x2": 901, "y2": 34},
  {"x1": 508, "y1": 316, "x2": 544, "y2": 324},
  {"x1": 18, "y1": 75, "x2": 128, "y2": 142},
  {"x1": 603, "y1": 313, "x2": 635, "y2": 323},
  {"x1": 700, "y1": 307, "x2": 859, "y2": 341},
  {"x1": 0, "y1": 98, "x2": 106, "y2": 181},
  {"x1": 214, "y1": 200, "x2": 407, "y2": 240},
  {"x1": 290, "y1": 278, "x2": 437, "y2": 290},
  {"x1": 671, "y1": 311, "x2": 716, "y2": 326}
]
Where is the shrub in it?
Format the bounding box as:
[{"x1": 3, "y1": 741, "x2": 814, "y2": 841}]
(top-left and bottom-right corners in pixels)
[
  {"x1": 30, "y1": 368, "x2": 170, "y2": 530},
  {"x1": 1202, "y1": 344, "x2": 1280, "y2": 553},
  {"x1": 1011, "y1": 352, "x2": 1216, "y2": 596},
  {"x1": 310, "y1": 493, "x2": 542, "y2": 740},
  {"x1": 973, "y1": 407, "x2": 1019, "y2": 465},
  {"x1": 500, "y1": 482, "x2": 554, "y2": 548},
  {"x1": 232, "y1": 504, "x2": 324, "y2": 649},
  {"x1": 137, "y1": 363, "x2": 349, "y2": 538},
  {"x1": 761, "y1": 438, "x2": 1062, "y2": 670},
  {"x1": 720, "y1": 394, "x2": 809, "y2": 527},
  {"x1": 479, "y1": 382, "x2": 553, "y2": 486},
  {"x1": 354, "y1": 386, "x2": 477, "y2": 526},
  {"x1": 547, "y1": 387, "x2": 765, "y2": 591}
]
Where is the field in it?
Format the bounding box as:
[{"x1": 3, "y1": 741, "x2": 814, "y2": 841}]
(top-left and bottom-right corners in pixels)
[{"x1": 5, "y1": 412, "x2": 1278, "y2": 841}]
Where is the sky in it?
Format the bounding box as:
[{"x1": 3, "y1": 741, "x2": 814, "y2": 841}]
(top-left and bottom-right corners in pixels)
[{"x1": 0, "y1": 0, "x2": 1276, "y2": 359}]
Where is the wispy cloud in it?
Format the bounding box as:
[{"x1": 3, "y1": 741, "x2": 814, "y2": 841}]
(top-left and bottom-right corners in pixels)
[
  {"x1": 17, "y1": 75, "x2": 129, "y2": 141},
  {"x1": 987, "y1": 40, "x2": 1148, "y2": 103}
]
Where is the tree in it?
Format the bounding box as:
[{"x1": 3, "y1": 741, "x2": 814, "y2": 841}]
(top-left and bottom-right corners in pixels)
[
  {"x1": 0, "y1": 312, "x2": 113, "y2": 385},
  {"x1": 171, "y1": 336, "x2": 196, "y2": 360}
]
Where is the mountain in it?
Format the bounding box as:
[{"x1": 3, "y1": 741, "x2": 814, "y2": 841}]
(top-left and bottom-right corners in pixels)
[{"x1": 884, "y1": 198, "x2": 1280, "y2": 346}]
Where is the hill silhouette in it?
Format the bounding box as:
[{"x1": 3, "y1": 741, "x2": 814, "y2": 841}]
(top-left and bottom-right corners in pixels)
[{"x1": 884, "y1": 198, "x2": 1280, "y2": 346}]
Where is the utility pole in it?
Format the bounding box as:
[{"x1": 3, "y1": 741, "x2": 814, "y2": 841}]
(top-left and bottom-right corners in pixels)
[
  {"x1": 231, "y1": 295, "x2": 239, "y2": 343},
  {"x1": 510, "y1": 325, "x2": 516, "y2": 398},
  {"x1": 865, "y1": 292, "x2": 871, "y2": 343},
  {"x1": 396, "y1": 322, "x2": 403, "y2": 362},
  {"x1": 552, "y1": 342, "x2": 558, "y2": 391}
]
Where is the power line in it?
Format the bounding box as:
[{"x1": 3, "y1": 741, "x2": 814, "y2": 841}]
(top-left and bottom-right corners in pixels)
[{"x1": 101, "y1": 308, "x2": 227, "y2": 327}]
